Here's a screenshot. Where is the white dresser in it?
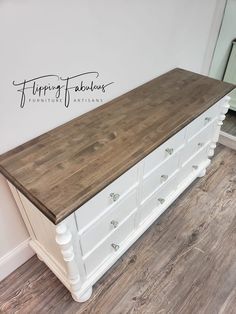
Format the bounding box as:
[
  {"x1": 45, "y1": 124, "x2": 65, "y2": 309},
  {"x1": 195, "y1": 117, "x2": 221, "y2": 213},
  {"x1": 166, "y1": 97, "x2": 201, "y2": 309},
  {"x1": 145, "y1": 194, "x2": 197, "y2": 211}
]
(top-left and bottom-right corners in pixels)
[{"x1": 0, "y1": 68, "x2": 233, "y2": 302}]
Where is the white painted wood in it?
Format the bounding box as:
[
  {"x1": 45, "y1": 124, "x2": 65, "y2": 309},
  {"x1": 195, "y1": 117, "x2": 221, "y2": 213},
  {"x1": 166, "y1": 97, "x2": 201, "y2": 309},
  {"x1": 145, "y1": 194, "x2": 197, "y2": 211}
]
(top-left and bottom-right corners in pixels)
[
  {"x1": 75, "y1": 165, "x2": 138, "y2": 232},
  {"x1": 198, "y1": 168, "x2": 207, "y2": 178},
  {"x1": 8, "y1": 97, "x2": 230, "y2": 302},
  {"x1": 181, "y1": 120, "x2": 216, "y2": 164},
  {"x1": 139, "y1": 175, "x2": 178, "y2": 224},
  {"x1": 142, "y1": 151, "x2": 180, "y2": 201},
  {"x1": 80, "y1": 189, "x2": 137, "y2": 256},
  {"x1": 143, "y1": 127, "x2": 185, "y2": 175},
  {"x1": 209, "y1": 96, "x2": 230, "y2": 156},
  {"x1": 83, "y1": 211, "x2": 136, "y2": 276},
  {"x1": 186, "y1": 102, "x2": 219, "y2": 140},
  {"x1": 30, "y1": 240, "x2": 68, "y2": 285},
  {"x1": 178, "y1": 145, "x2": 210, "y2": 184},
  {"x1": 7, "y1": 182, "x2": 36, "y2": 240},
  {"x1": 55, "y1": 222, "x2": 86, "y2": 302},
  {"x1": 17, "y1": 191, "x2": 66, "y2": 272},
  {"x1": 77, "y1": 158, "x2": 211, "y2": 297}
]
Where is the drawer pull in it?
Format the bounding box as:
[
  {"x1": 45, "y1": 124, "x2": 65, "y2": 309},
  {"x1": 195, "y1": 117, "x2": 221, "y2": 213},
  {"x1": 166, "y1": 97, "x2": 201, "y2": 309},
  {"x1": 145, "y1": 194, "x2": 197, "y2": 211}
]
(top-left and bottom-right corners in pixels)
[
  {"x1": 161, "y1": 174, "x2": 168, "y2": 181},
  {"x1": 111, "y1": 243, "x2": 120, "y2": 251},
  {"x1": 205, "y1": 117, "x2": 211, "y2": 123},
  {"x1": 192, "y1": 165, "x2": 199, "y2": 170},
  {"x1": 110, "y1": 193, "x2": 120, "y2": 202},
  {"x1": 158, "y1": 198, "x2": 165, "y2": 204},
  {"x1": 198, "y1": 142, "x2": 204, "y2": 148},
  {"x1": 110, "y1": 220, "x2": 119, "y2": 228},
  {"x1": 165, "y1": 148, "x2": 174, "y2": 155}
]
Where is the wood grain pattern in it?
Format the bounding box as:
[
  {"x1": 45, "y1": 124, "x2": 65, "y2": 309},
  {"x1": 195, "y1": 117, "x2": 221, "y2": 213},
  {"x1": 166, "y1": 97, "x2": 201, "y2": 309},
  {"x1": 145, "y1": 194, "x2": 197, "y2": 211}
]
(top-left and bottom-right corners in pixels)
[
  {"x1": 0, "y1": 68, "x2": 234, "y2": 224},
  {"x1": 1, "y1": 145, "x2": 236, "y2": 313}
]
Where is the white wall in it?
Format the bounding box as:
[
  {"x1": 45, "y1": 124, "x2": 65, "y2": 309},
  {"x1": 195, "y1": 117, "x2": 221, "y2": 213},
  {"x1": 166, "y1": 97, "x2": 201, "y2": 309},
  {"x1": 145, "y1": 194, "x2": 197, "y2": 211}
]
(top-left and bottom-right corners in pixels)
[
  {"x1": 210, "y1": 0, "x2": 236, "y2": 79},
  {"x1": 0, "y1": 175, "x2": 34, "y2": 281},
  {"x1": 0, "y1": 0, "x2": 225, "y2": 280}
]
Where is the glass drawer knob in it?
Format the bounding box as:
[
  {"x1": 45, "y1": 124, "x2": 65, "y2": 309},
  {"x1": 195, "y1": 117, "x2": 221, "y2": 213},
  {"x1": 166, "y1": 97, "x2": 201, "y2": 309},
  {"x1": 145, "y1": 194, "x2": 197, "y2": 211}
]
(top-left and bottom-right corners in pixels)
[
  {"x1": 192, "y1": 165, "x2": 198, "y2": 170},
  {"x1": 158, "y1": 198, "x2": 165, "y2": 204},
  {"x1": 205, "y1": 117, "x2": 211, "y2": 122},
  {"x1": 111, "y1": 243, "x2": 120, "y2": 251},
  {"x1": 161, "y1": 174, "x2": 168, "y2": 181},
  {"x1": 110, "y1": 220, "x2": 119, "y2": 228},
  {"x1": 110, "y1": 193, "x2": 120, "y2": 202},
  {"x1": 165, "y1": 148, "x2": 174, "y2": 155}
]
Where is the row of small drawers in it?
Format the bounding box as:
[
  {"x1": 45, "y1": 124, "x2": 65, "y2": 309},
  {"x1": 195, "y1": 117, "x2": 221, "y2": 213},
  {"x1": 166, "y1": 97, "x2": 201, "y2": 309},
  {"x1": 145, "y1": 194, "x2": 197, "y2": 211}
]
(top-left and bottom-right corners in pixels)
[
  {"x1": 140, "y1": 143, "x2": 210, "y2": 223},
  {"x1": 83, "y1": 143, "x2": 211, "y2": 276},
  {"x1": 143, "y1": 101, "x2": 219, "y2": 175},
  {"x1": 81, "y1": 118, "x2": 215, "y2": 255},
  {"x1": 76, "y1": 102, "x2": 220, "y2": 275},
  {"x1": 76, "y1": 101, "x2": 219, "y2": 233},
  {"x1": 142, "y1": 116, "x2": 216, "y2": 202}
]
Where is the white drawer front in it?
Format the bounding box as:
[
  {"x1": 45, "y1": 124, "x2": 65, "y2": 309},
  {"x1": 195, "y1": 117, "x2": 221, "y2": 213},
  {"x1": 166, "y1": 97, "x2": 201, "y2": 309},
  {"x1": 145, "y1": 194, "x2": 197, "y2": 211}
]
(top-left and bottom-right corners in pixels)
[
  {"x1": 186, "y1": 103, "x2": 219, "y2": 140},
  {"x1": 80, "y1": 189, "x2": 137, "y2": 256},
  {"x1": 84, "y1": 212, "x2": 135, "y2": 276},
  {"x1": 75, "y1": 165, "x2": 138, "y2": 231},
  {"x1": 143, "y1": 128, "x2": 185, "y2": 175},
  {"x1": 181, "y1": 121, "x2": 215, "y2": 165},
  {"x1": 142, "y1": 152, "x2": 180, "y2": 201},
  {"x1": 140, "y1": 176, "x2": 178, "y2": 223},
  {"x1": 178, "y1": 145, "x2": 209, "y2": 183}
]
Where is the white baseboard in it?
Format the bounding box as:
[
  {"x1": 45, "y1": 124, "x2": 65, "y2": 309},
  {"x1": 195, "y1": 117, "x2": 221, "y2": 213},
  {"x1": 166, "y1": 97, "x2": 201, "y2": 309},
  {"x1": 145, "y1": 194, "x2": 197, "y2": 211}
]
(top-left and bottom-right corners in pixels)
[
  {"x1": 219, "y1": 131, "x2": 236, "y2": 150},
  {"x1": 0, "y1": 238, "x2": 35, "y2": 281}
]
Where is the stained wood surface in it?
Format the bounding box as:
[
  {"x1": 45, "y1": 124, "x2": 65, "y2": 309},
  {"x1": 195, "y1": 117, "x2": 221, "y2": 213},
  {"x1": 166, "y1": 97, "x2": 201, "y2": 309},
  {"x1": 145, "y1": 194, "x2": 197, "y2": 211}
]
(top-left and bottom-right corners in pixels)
[
  {"x1": 1, "y1": 145, "x2": 236, "y2": 313},
  {"x1": 0, "y1": 68, "x2": 234, "y2": 224}
]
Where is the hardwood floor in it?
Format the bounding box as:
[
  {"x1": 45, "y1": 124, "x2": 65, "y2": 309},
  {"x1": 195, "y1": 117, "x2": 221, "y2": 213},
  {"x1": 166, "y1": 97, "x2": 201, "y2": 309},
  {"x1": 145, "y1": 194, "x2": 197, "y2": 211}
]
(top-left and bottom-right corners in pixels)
[{"x1": 0, "y1": 145, "x2": 236, "y2": 314}]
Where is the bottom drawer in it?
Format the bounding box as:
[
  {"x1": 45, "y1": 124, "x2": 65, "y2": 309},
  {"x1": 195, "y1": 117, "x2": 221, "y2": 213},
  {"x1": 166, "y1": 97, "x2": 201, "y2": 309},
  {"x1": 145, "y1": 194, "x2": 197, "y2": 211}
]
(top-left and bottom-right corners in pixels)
[
  {"x1": 80, "y1": 189, "x2": 137, "y2": 256},
  {"x1": 177, "y1": 145, "x2": 209, "y2": 183},
  {"x1": 139, "y1": 175, "x2": 178, "y2": 224},
  {"x1": 84, "y1": 212, "x2": 135, "y2": 276}
]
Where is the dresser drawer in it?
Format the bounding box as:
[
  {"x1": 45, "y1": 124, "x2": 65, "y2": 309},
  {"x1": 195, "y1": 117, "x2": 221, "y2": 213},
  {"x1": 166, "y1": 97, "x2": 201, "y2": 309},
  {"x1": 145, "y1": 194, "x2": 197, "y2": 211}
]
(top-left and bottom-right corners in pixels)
[
  {"x1": 140, "y1": 176, "x2": 178, "y2": 223},
  {"x1": 142, "y1": 152, "x2": 180, "y2": 201},
  {"x1": 181, "y1": 120, "x2": 215, "y2": 165},
  {"x1": 143, "y1": 128, "x2": 185, "y2": 175},
  {"x1": 84, "y1": 212, "x2": 135, "y2": 276},
  {"x1": 80, "y1": 189, "x2": 137, "y2": 256},
  {"x1": 178, "y1": 145, "x2": 209, "y2": 183},
  {"x1": 186, "y1": 103, "x2": 219, "y2": 140},
  {"x1": 75, "y1": 165, "x2": 138, "y2": 231}
]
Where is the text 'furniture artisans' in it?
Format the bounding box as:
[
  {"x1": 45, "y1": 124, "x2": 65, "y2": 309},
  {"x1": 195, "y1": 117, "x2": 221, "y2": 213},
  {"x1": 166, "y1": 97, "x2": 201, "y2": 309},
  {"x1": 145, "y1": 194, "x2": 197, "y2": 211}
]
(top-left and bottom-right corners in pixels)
[{"x1": 0, "y1": 68, "x2": 234, "y2": 302}]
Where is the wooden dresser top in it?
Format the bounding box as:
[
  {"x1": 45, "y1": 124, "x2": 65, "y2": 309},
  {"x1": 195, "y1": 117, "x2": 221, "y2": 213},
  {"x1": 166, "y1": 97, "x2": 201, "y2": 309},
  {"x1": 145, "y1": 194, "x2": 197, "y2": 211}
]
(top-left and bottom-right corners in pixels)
[{"x1": 0, "y1": 68, "x2": 234, "y2": 224}]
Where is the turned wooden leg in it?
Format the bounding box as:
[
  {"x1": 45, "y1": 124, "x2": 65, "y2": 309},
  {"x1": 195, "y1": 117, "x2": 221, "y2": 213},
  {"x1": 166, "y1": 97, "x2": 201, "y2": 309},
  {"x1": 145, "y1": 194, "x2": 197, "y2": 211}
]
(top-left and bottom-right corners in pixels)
[
  {"x1": 198, "y1": 168, "x2": 206, "y2": 178},
  {"x1": 56, "y1": 222, "x2": 82, "y2": 302},
  {"x1": 208, "y1": 96, "x2": 230, "y2": 157},
  {"x1": 72, "y1": 287, "x2": 93, "y2": 302}
]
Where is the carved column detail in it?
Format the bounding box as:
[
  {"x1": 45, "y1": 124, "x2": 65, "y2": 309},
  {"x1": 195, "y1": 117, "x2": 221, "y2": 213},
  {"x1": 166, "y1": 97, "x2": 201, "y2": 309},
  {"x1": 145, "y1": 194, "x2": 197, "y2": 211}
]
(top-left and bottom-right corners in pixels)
[
  {"x1": 55, "y1": 223, "x2": 81, "y2": 299},
  {"x1": 208, "y1": 96, "x2": 230, "y2": 157}
]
